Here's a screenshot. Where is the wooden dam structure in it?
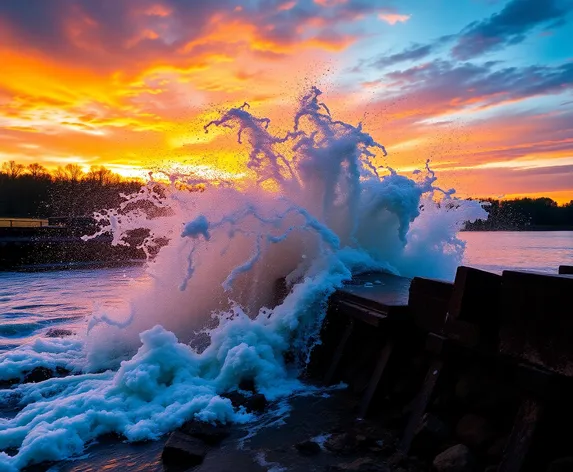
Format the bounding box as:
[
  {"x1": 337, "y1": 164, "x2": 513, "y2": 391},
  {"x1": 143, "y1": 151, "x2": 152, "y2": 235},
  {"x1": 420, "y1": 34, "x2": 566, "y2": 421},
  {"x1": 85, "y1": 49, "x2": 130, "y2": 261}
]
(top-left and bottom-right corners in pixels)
[{"x1": 307, "y1": 264, "x2": 573, "y2": 472}]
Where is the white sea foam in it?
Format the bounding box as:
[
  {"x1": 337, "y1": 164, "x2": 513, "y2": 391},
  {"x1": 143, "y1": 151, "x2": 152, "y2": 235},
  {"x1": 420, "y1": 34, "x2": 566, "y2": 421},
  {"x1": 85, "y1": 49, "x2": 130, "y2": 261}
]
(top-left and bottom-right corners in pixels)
[{"x1": 0, "y1": 88, "x2": 486, "y2": 470}]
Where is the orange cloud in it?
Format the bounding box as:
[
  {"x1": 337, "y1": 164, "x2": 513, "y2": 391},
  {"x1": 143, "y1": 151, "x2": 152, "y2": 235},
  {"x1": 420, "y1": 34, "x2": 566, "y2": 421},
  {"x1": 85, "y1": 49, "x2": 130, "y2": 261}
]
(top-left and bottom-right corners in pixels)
[{"x1": 143, "y1": 4, "x2": 173, "y2": 17}]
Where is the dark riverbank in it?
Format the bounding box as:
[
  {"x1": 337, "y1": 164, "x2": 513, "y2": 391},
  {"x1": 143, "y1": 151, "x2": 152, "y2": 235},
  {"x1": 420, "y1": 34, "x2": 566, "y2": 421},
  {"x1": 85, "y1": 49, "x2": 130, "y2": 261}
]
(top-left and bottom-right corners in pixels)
[{"x1": 0, "y1": 224, "x2": 147, "y2": 270}]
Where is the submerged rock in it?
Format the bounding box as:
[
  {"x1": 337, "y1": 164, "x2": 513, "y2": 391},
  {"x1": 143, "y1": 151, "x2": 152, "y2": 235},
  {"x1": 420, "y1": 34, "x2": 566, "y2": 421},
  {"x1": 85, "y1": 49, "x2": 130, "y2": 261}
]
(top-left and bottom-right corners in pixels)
[
  {"x1": 224, "y1": 391, "x2": 268, "y2": 413},
  {"x1": 162, "y1": 431, "x2": 208, "y2": 467},
  {"x1": 23, "y1": 366, "x2": 54, "y2": 383},
  {"x1": 387, "y1": 452, "x2": 407, "y2": 468},
  {"x1": 0, "y1": 378, "x2": 19, "y2": 389},
  {"x1": 22, "y1": 366, "x2": 71, "y2": 384},
  {"x1": 455, "y1": 414, "x2": 493, "y2": 450},
  {"x1": 238, "y1": 378, "x2": 256, "y2": 392},
  {"x1": 179, "y1": 420, "x2": 231, "y2": 445},
  {"x1": 433, "y1": 444, "x2": 476, "y2": 472},
  {"x1": 56, "y1": 366, "x2": 71, "y2": 376},
  {"x1": 325, "y1": 432, "x2": 358, "y2": 455},
  {"x1": 411, "y1": 413, "x2": 450, "y2": 456},
  {"x1": 295, "y1": 440, "x2": 321, "y2": 456},
  {"x1": 486, "y1": 436, "x2": 507, "y2": 462},
  {"x1": 45, "y1": 328, "x2": 73, "y2": 338},
  {"x1": 325, "y1": 423, "x2": 392, "y2": 457}
]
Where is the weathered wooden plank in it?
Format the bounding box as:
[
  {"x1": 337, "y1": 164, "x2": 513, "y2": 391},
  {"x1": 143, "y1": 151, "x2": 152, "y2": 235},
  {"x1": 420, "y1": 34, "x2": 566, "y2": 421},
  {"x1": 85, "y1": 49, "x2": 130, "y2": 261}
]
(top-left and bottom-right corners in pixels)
[
  {"x1": 358, "y1": 340, "x2": 395, "y2": 418},
  {"x1": 498, "y1": 395, "x2": 543, "y2": 472},
  {"x1": 500, "y1": 270, "x2": 573, "y2": 376},
  {"x1": 444, "y1": 266, "x2": 502, "y2": 348},
  {"x1": 408, "y1": 277, "x2": 453, "y2": 333}
]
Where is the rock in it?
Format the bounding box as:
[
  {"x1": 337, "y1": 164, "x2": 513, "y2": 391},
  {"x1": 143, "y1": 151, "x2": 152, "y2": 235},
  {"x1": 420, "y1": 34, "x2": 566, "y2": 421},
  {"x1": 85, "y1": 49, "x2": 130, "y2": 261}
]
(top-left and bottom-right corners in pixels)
[
  {"x1": 486, "y1": 437, "x2": 507, "y2": 461},
  {"x1": 455, "y1": 370, "x2": 515, "y2": 411},
  {"x1": 546, "y1": 457, "x2": 573, "y2": 472},
  {"x1": 225, "y1": 391, "x2": 267, "y2": 413},
  {"x1": 387, "y1": 452, "x2": 407, "y2": 468},
  {"x1": 433, "y1": 444, "x2": 476, "y2": 472},
  {"x1": 325, "y1": 433, "x2": 357, "y2": 455},
  {"x1": 295, "y1": 440, "x2": 321, "y2": 456},
  {"x1": 45, "y1": 328, "x2": 73, "y2": 338},
  {"x1": 327, "y1": 457, "x2": 389, "y2": 472},
  {"x1": 455, "y1": 414, "x2": 492, "y2": 450},
  {"x1": 162, "y1": 430, "x2": 208, "y2": 467},
  {"x1": 179, "y1": 420, "x2": 230, "y2": 445},
  {"x1": 56, "y1": 366, "x2": 71, "y2": 377},
  {"x1": 23, "y1": 366, "x2": 53, "y2": 383},
  {"x1": 238, "y1": 378, "x2": 256, "y2": 392},
  {"x1": 455, "y1": 373, "x2": 476, "y2": 402},
  {"x1": 325, "y1": 424, "x2": 392, "y2": 457},
  {"x1": 0, "y1": 378, "x2": 19, "y2": 389},
  {"x1": 411, "y1": 413, "x2": 451, "y2": 456}
]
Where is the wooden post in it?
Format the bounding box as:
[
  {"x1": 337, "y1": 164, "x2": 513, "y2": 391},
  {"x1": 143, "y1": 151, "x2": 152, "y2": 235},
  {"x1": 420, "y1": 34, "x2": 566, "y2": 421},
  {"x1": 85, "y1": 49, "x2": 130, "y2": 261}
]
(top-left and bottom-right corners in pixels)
[
  {"x1": 498, "y1": 395, "x2": 543, "y2": 472},
  {"x1": 324, "y1": 319, "x2": 354, "y2": 385},
  {"x1": 359, "y1": 340, "x2": 395, "y2": 418},
  {"x1": 399, "y1": 356, "x2": 444, "y2": 453}
]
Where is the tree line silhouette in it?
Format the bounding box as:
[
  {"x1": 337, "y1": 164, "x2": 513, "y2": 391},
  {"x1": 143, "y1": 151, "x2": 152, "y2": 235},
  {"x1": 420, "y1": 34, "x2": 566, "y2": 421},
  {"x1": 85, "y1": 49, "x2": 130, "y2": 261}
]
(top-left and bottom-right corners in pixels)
[
  {"x1": 1, "y1": 160, "x2": 572, "y2": 230},
  {"x1": 464, "y1": 197, "x2": 573, "y2": 231},
  {"x1": 0, "y1": 160, "x2": 141, "y2": 218}
]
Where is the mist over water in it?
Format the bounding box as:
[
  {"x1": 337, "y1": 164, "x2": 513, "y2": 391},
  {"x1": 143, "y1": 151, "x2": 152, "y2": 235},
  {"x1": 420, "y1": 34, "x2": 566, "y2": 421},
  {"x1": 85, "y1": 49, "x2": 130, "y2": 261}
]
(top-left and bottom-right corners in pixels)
[{"x1": 0, "y1": 88, "x2": 486, "y2": 470}]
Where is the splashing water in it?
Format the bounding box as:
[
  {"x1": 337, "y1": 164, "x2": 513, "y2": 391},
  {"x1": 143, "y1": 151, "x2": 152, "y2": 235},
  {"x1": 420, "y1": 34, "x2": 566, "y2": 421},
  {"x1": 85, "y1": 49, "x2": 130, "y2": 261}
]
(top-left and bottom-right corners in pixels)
[{"x1": 0, "y1": 88, "x2": 486, "y2": 470}]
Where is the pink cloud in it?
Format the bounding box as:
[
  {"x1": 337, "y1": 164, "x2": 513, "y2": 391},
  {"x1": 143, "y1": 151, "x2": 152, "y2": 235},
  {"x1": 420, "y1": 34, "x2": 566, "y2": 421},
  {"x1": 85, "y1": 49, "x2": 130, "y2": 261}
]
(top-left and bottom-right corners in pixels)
[
  {"x1": 379, "y1": 13, "x2": 411, "y2": 25},
  {"x1": 278, "y1": 1, "x2": 297, "y2": 11}
]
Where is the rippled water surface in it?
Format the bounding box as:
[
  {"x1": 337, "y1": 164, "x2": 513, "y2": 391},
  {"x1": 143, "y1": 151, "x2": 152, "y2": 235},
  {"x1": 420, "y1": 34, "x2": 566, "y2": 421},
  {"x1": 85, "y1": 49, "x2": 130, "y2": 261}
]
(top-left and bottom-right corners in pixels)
[
  {"x1": 0, "y1": 266, "x2": 145, "y2": 352},
  {"x1": 460, "y1": 231, "x2": 573, "y2": 274},
  {"x1": 1, "y1": 232, "x2": 570, "y2": 354}
]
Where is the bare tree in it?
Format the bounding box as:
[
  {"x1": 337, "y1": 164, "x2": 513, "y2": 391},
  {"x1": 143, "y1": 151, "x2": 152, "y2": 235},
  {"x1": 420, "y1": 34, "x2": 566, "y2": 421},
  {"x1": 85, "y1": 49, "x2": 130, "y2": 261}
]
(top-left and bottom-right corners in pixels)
[
  {"x1": 86, "y1": 165, "x2": 120, "y2": 185},
  {"x1": 26, "y1": 163, "x2": 50, "y2": 179},
  {"x1": 1, "y1": 160, "x2": 25, "y2": 179},
  {"x1": 64, "y1": 163, "x2": 85, "y2": 182},
  {"x1": 53, "y1": 166, "x2": 68, "y2": 181}
]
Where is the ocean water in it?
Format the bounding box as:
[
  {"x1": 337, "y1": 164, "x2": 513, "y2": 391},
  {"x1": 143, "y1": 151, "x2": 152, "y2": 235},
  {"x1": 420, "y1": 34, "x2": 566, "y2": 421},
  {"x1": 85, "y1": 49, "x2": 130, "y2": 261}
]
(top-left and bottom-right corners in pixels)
[{"x1": 0, "y1": 88, "x2": 547, "y2": 470}]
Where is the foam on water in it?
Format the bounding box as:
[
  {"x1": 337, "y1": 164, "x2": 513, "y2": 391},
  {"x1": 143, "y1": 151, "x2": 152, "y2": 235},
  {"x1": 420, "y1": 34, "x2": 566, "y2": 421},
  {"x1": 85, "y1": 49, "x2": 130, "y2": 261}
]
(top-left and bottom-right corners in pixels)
[{"x1": 0, "y1": 88, "x2": 486, "y2": 470}]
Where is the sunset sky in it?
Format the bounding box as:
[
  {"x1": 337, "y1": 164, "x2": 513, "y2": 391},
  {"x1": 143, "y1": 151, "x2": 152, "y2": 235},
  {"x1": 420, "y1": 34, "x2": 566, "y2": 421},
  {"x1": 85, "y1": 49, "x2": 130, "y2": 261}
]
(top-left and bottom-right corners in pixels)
[{"x1": 1, "y1": 0, "x2": 572, "y2": 202}]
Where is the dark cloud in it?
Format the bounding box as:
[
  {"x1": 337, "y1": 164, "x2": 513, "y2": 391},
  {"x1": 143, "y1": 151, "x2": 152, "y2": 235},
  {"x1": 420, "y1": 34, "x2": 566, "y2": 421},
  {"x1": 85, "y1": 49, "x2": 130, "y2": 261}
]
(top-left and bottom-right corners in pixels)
[
  {"x1": 0, "y1": 0, "x2": 393, "y2": 71},
  {"x1": 372, "y1": 44, "x2": 434, "y2": 68},
  {"x1": 382, "y1": 59, "x2": 573, "y2": 118},
  {"x1": 366, "y1": 0, "x2": 570, "y2": 73},
  {"x1": 0, "y1": 0, "x2": 220, "y2": 70},
  {"x1": 452, "y1": 0, "x2": 570, "y2": 59}
]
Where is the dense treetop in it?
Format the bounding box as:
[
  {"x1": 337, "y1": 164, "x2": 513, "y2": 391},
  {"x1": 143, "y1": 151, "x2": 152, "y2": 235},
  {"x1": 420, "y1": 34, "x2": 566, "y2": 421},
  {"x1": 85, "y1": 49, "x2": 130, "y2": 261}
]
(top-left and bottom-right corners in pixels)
[{"x1": 0, "y1": 161, "x2": 141, "y2": 218}]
